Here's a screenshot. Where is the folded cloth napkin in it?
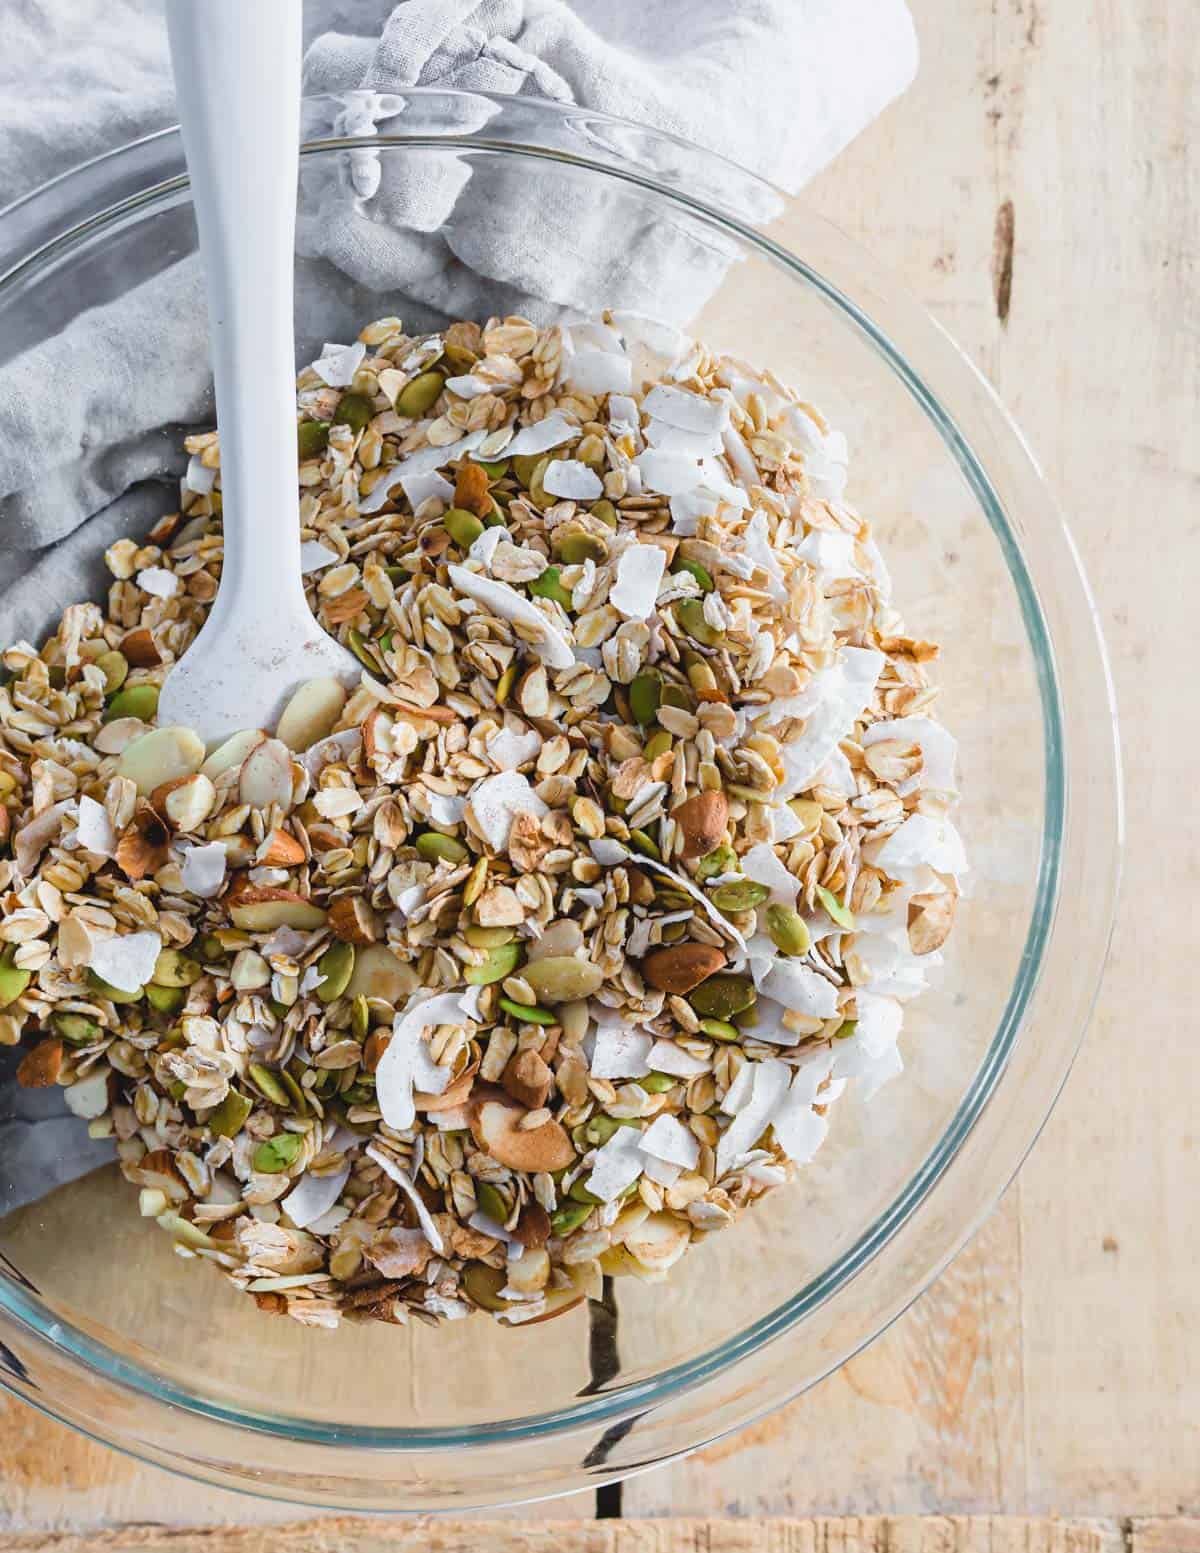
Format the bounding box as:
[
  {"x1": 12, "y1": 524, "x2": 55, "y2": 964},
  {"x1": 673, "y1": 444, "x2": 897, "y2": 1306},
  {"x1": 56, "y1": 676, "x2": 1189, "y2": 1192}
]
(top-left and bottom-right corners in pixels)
[{"x1": 0, "y1": 0, "x2": 915, "y2": 1214}]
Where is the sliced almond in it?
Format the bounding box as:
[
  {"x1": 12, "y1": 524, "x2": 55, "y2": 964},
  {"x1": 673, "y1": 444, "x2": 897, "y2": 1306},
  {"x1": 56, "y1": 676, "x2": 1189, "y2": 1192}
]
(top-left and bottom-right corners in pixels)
[
  {"x1": 469, "y1": 1089, "x2": 574, "y2": 1172},
  {"x1": 275, "y1": 676, "x2": 347, "y2": 753},
  {"x1": 123, "y1": 1147, "x2": 190, "y2": 1202},
  {"x1": 391, "y1": 699, "x2": 458, "y2": 726},
  {"x1": 672, "y1": 790, "x2": 729, "y2": 860},
  {"x1": 641, "y1": 942, "x2": 727, "y2": 994},
  {"x1": 346, "y1": 943, "x2": 418, "y2": 1005},
  {"x1": 116, "y1": 726, "x2": 205, "y2": 797},
  {"x1": 328, "y1": 893, "x2": 378, "y2": 944},
  {"x1": 623, "y1": 1210, "x2": 691, "y2": 1270},
  {"x1": 907, "y1": 889, "x2": 957, "y2": 955},
  {"x1": 17, "y1": 1037, "x2": 63, "y2": 1089},
  {"x1": 114, "y1": 802, "x2": 171, "y2": 881},
  {"x1": 501, "y1": 1048, "x2": 552, "y2": 1110},
  {"x1": 63, "y1": 1068, "x2": 111, "y2": 1119},
  {"x1": 511, "y1": 1201, "x2": 551, "y2": 1249},
  {"x1": 227, "y1": 881, "x2": 326, "y2": 932},
  {"x1": 506, "y1": 1264, "x2": 599, "y2": 1325},
  {"x1": 200, "y1": 728, "x2": 266, "y2": 780},
  {"x1": 258, "y1": 828, "x2": 306, "y2": 867},
  {"x1": 239, "y1": 738, "x2": 296, "y2": 810},
  {"x1": 121, "y1": 626, "x2": 163, "y2": 668},
  {"x1": 415, "y1": 1055, "x2": 479, "y2": 1113}
]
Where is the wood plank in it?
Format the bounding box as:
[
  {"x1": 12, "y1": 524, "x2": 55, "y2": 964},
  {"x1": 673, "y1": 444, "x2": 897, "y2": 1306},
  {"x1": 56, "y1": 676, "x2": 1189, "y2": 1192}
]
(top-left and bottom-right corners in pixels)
[
  {"x1": 1133, "y1": 1523, "x2": 1200, "y2": 1553},
  {"x1": 0, "y1": 1517, "x2": 1129, "y2": 1553}
]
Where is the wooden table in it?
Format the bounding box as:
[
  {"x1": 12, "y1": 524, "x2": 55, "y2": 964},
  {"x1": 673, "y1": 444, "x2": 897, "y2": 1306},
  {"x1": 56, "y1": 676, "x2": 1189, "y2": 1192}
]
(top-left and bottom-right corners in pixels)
[{"x1": 1, "y1": 0, "x2": 1193, "y2": 1544}]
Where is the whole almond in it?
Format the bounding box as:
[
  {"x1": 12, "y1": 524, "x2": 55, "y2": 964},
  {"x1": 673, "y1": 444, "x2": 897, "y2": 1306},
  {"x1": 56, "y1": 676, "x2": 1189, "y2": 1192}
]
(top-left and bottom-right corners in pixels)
[
  {"x1": 17, "y1": 1037, "x2": 62, "y2": 1089},
  {"x1": 328, "y1": 893, "x2": 378, "y2": 945},
  {"x1": 641, "y1": 941, "x2": 727, "y2": 994},
  {"x1": 672, "y1": 791, "x2": 728, "y2": 860},
  {"x1": 502, "y1": 1048, "x2": 553, "y2": 1110},
  {"x1": 121, "y1": 626, "x2": 163, "y2": 668},
  {"x1": 258, "y1": 828, "x2": 307, "y2": 867}
]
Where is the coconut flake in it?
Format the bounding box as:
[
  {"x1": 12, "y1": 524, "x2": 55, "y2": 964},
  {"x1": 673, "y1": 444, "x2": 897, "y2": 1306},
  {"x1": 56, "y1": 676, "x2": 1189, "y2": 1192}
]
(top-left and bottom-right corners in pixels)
[
  {"x1": 374, "y1": 991, "x2": 467, "y2": 1131},
  {"x1": 136, "y1": 567, "x2": 179, "y2": 599},
  {"x1": 180, "y1": 840, "x2": 227, "y2": 899},
  {"x1": 642, "y1": 1155, "x2": 682, "y2": 1187},
  {"x1": 467, "y1": 525, "x2": 506, "y2": 570},
  {"x1": 400, "y1": 468, "x2": 455, "y2": 512},
  {"x1": 282, "y1": 1165, "x2": 351, "y2": 1230},
  {"x1": 611, "y1": 311, "x2": 691, "y2": 362},
  {"x1": 467, "y1": 770, "x2": 547, "y2": 853},
  {"x1": 643, "y1": 384, "x2": 729, "y2": 435},
  {"x1": 794, "y1": 529, "x2": 860, "y2": 585},
  {"x1": 769, "y1": 803, "x2": 805, "y2": 843},
  {"x1": 875, "y1": 812, "x2": 967, "y2": 878},
  {"x1": 585, "y1": 1127, "x2": 645, "y2": 1203},
  {"x1": 862, "y1": 717, "x2": 958, "y2": 798},
  {"x1": 365, "y1": 1143, "x2": 445, "y2": 1254},
  {"x1": 771, "y1": 1089, "x2": 829, "y2": 1163},
  {"x1": 299, "y1": 540, "x2": 340, "y2": 574},
  {"x1": 634, "y1": 447, "x2": 704, "y2": 496},
  {"x1": 426, "y1": 792, "x2": 467, "y2": 826},
  {"x1": 543, "y1": 459, "x2": 603, "y2": 501},
  {"x1": 645, "y1": 1038, "x2": 709, "y2": 1079},
  {"x1": 76, "y1": 794, "x2": 116, "y2": 857},
  {"x1": 446, "y1": 565, "x2": 575, "y2": 670},
  {"x1": 184, "y1": 454, "x2": 215, "y2": 495},
  {"x1": 811, "y1": 747, "x2": 857, "y2": 798},
  {"x1": 302, "y1": 728, "x2": 361, "y2": 779},
  {"x1": 566, "y1": 348, "x2": 633, "y2": 397},
  {"x1": 444, "y1": 373, "x2": 492, "y2": 400},
  {"x1": 90, "y1": 929, "x2": 162, "y2": 992},
  {"x1": 740, "y1": 842, "x2": 799, "y2": 906},
  {"x1": 716, "y1": 1057, "x2": 791, "y2": 1176},
  {"x1": 759, "y1": 959, "x2": 840, "y2": 1018},
  {"x1": 503, "y1": 412, "x2": 579, "y2": 457},
  {"x1": 589, "y1": 838, "x2": 629, "y2": 867},
  {"x1": 610, "y1": 543, "x2": 666, "y2": 621},
  {"x1": 607, "y1": 393, "x2": 641, "y2": 435},
  {"x1": 486, "y1": 726, "x2": 541, "y2": 772},
  {"x1": 313, "y1": 340, "x2": 366, "y2": 387},
  {"x1": 769, "y1": 647, "x2": 885, "y2": 799},
  {"x1": 639, "y1": 1114, "x2": 699, "y2": 1170},
  {"x1": 590, "y1": 1023, "x2": 653, "y2": 1080},
  {"x1": 644, "y1": 419, "x2": 725, "y2": 459}
]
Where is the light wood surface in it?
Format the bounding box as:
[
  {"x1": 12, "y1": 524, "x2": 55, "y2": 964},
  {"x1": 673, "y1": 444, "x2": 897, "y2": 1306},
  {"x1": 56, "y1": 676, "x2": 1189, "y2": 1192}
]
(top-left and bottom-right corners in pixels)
[{"x1": 0, "y1": 0, "x2": 1192, "y2": 1533}]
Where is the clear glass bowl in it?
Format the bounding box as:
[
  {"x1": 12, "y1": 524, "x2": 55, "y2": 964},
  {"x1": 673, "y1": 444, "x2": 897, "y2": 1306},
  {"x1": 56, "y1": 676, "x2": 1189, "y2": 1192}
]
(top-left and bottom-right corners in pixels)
[{"x1": 0, "y1": 91, "x2": 1120, "y2": 1511}]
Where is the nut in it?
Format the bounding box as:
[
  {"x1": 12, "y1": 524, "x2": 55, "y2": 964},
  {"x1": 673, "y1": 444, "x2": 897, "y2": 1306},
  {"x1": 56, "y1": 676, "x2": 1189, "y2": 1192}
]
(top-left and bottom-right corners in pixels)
[
  {"x1": 907, "y1": 890, "x2": 957, "y2": 955},
  {"x1": 501, "y1": 1048, "x2": 553, "y2": 1110},
  {"x1": 158, "y1": 773, "x2": 217, "y2": 832},
  {"x1": 200, "y1": 729, "x2": 265, "y2": 781},
  {"x1": 258, "y1": 828, "x2": 306, "y2": 867},
  {"x1": 116, "y1": 726, "x2": 205, "y2": 796},
  {"x1": 114, "y1": 801, "x2": 171, "y2": 880},
  {"x1": 469, "y1": 1090, "x2": 574, "y2": 1172},
  {"x1": 641, "y1": 942, "x2": 727, "y2": 994},
  {"x1": 455, "y1": 461, "x2": 493, "y2": 517},
  {"x1": 522, "y1": 955, "x2": 604, "y2": 1004},
  {"x1": 672, "y1": 791, "x2": 728, "y2": 859},
  {"x1": 346, "y1": 944, "x2": 418, "y2": 1004},
  {"x1": 17, "y1": 1037, "x2": 63, "y2": 1089},
  {"x1": 239, "y1": 738, "x2": 296, "y2": 810},
  {"x1": 226, "y1": 881, "x2": 327, "y2": 932},
  {"x1": 121, "y1": 626, "x2": 163, "y2": 667},
  {"x1": 275, "y1": 676, "x2": 347, "y2": 753},
  {"x1": 328, "y1": 894, "x2": 378, "y2": 945}
]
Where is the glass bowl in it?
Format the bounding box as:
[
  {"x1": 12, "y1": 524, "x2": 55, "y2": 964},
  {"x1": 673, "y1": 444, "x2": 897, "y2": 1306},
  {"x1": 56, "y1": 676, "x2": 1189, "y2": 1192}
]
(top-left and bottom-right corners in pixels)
[{"x1": 0, "y1": 90, "x2": 1120, "y2": 1511}]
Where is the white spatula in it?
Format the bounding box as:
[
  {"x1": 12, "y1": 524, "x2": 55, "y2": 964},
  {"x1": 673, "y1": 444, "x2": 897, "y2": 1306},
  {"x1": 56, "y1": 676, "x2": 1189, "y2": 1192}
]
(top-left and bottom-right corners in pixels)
[{"x1": 158, "y1": 0, "x2": 358, "y2": 745}]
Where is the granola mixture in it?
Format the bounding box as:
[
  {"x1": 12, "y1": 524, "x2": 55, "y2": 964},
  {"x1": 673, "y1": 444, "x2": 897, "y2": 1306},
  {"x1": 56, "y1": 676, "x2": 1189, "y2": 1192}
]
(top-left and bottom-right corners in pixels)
[{"x1": 0, "y1": 311, "x2": 965, "y2": 1328}]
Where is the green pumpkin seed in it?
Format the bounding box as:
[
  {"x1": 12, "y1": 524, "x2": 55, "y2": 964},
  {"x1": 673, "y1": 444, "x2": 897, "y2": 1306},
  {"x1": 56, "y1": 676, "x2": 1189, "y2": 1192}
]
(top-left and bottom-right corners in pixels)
[
  {"x1": 152, "y1": 948, "x2": 203, "y2": 988},
  {"x1": 643, "y1": 729, "x2": 673, "y2": 762},
  {"x1": 247, "y1": 1063, "x2": 291, "y2": 1108},
  {"x1": 462, "y1": 1260, "x2": 508, "y2": 1311},
  {"x1": 145, "y1": 983, "x2": 186, "y2": 1015},
  {"x1": 764, "y1": 904, "x2": 812, "y2": 957},
  {"x1": 676, "y1": 598, "x2": 723, "y2": 647},
  {"x1": 556, "y1": 531, "x2": 609, "y2": 565},
  {"x1": 279, "y1": 1069, "x2": 309, "y2": 1115},
  {"x1": 568, "y1": 1177, "x2": 603, "y2": 1205},
  {"x1": 207, "y1": 1089, "x2": 253, "y2": 1139},
  {"x1": 199, "y1": 934, "x2": 227, "y2": 961},
  {"x1": 698, "y1": 1017, "x2": 741, "y2": 1042},
  {"x1": 443, "y1": 507, "x2": 484, "y2": 549},
  {"x1": 96, "y1": 651, "x2": 128, "y2": 694},
  {"x1": 85, "y1": 970, "x2": 142, "y2": 1005},
  {"x1": 512, "y1": 453, "x2": 544, "y2": 489},
  {"x1": 104, "y1": 684, "x2": 159, "y2": 724},
  {"x1": 629, "y1": 672, "x2": 662, "y2": 727},
  {"x1": 475, "y1": 1182, "x2": 509, "y2": 1224},
  {"x1": 499, "y1": 996, "x2": 554, "y2": 1026},
  {"x1": 474, "y1": 457, "x2": 509, "y2": 478},
  {"x1": 347, "y1": 629, "x2": 384, "y2": 674},
  {"x1": 696, "y1": 845, "x2": 737, "y2": 882},
  {"x1": 628, "y1": 828, "x2": 661, "y2": 860},
  {"x1": 660, "y1": 682, "x2": 694, "y2": 712},
  {"x1": 550, "y1": 1201, "x2": 593, "y2": 1236},
  {"x1": 522, "y1": 956, "x2": 605, "y2": 1004},
  {"x1": 833, "y1": 1018, "x2": 858, "y2": 1040},
  {"x1": 315, "y1": 940, "x2": 356, "y2": 1004},
  {"x1": 416, "y1": 831, "x2": 469, "y2": 865},
  {"x1": 528, "y1": 566, "x2": 573, "y2": 610},
  {"x1": 672, "y1": 557, "x2": 714, "y2": 592},
  {"x1": 332, "y1": 392, "x2": 373, "y2": 433},
  {"x1": 689, "y1": 973, "x2": 756, "y2": 1020},
  {"x1": 52, "y1": 1012, "x2": 102, "y2": 1045},
  {"x1": 464, "y1": 941, "x2": 522, "y2": 985},
  {"x1": 590, "y1": 499, "x2": 618, "y2": 529},
  {"x1": 167, "y1": 1079, "x2": 188, "y2": 1102},
  {"x1": 638, "y1": 1071, "x2": 676, "y2": 1093},
  {"x1": 395, "y1": 370, "x2": 445, "y2": 417},
  {"x1": 252, "y1": 1132, "x2": 303, "y2": 1174},
  {"x1": 494, "y1": 662, "x2": 518, "y2": 704},
  {"x1": 816, "y1": 884, "x2": 856, "y2": 929},
  {"x1": 710, "y1": 879, "x2": 770, "y2": 912},
  {"x1": 297, "y1": 419, "x2": 330, "y2": 459},
  {"x1": 464, "y1": 924, "x2": 514, "y2": 949},
  {"x1": 350, "y1": 995, "x2": 370, "y2": 1042},
  {"x1": 0, "y1": 952, "x2": 30, "y2": 1010}
]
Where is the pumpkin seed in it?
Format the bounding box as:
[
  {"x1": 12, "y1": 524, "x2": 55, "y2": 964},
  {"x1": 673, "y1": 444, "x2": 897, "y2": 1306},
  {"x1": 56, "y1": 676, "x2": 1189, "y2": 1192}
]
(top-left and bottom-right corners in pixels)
[
  {"x1": 475, "y1": 1182, "x2": 509, "y2": 1224},
  {"x1": 347, "y1": 629, "x2": 383, "y2": 674},
  {"x1": 464, "y1": 941, "x2": 522, "y2": 985},
  {"x1": 279, "y1": 1069, "x2": 309, "y2": 1115},
  {"x1": 660, "y1": 682, "x2": 694, "y2": 712},
  {"x1": 207, "y1": 1089, "x2": 253, "y2": 1139},
  {"x1": 833, "y1": 1018, "x2": 858, "y2": 1040},
  {"x1": 252, "y1": 1132, "x2": 303, "y2": 1174},
  {"x1": 145, "y1": 983, "x2": 185, "y2": 1014},
  {"x1": 464, "y1": 924, "x2": 514, "y2": 949},
  {"x1": 395, "y1": 370, "x2": 444, "y2": 417},
  {"x1": 52, "y1": 1012, "x2": 103, "y2": 1045},
  {"x1": 512, "y1": 453, "x2": 543, "y2": 488},
  {"x1": 556, "y1": 531, "x2": 608, "y2": 565},
  {"x1": 816, "y1": 884, "x2": 856, "y2": 929},
  {"x1": 638, "y1": 1071, "x2": 676, "y2": 1093},
  {"x1": 643, "y1": 729, "x2": 673, "y2": 762},
  {"x1": 688, "y1": 973, "x2": 755, "y2": 1020},
  {"x1": 494, "y1": 662, "x2": 518, "y2": 704},
  {"x1": 522, "y1": 955, "x2": 605, "y2": 1004},
  {"x1": 764, "y1": 904, "x2": 812, "y2": 956},
  {"x1": 443, "y1": 507, "x2": 484, "y2": 549},
  {"x1": 0, "y1": 952, "x2": 30, "y2": 1010},
  {"x1": 629, "y1": 672, "x2": 662, "y2": 726},
  {"x1": 350, "y1": 995, "x2": 370, "y2": 1042},
  {"x1": 86, "y1": 970, "x2": 142, "y2": 1005},
  {"x1": 528, "y1": 566, "x2": 573, "y2": 610},
  {"x1": 297, "y1": 419, "x2": 330, "y2": 459},
  {"x1": 672, "y1": 557, "x2": 714, "y2": 592},
  {"x1": 462, "y1": 1260, "x2": 508, "y2": 1311},
  {"x1": 315, "y1": 940, "x2": 356, "y2": 1004},
  {"x1": 247, "y1": 1063, "x2": 291, "y2": 1107},
  {"x1": 416, "y1": 831, "x2": 469, "y2": 864},
  {"x1": 568, "y1": 1177, "x2": 604, "y2": 1205},
  {"x1": 152, "y1": 948, "x2": 203, "y2": 988},
  {"x1": 550, "y1": 1201, "x2": 593, "y2": 1236},
  {"x1": 199, "y1": 934, "x2": 227, "y2": 962},
  {"x1": 696, "y1": 845, "x2": 737, "y2": 882},
  {"x1": 698, "y1": 1017, "x2": 741, "y2": 1042},
  {"x1": 475, "y1": 457, "x2": 509, "y2": 478},
  {"x1": 677, "y1": 598, "x2": 722, "y2": 646},
  {"x1": 590, "y1": 499, "x2": 618, "y2": 528},
  {"x1": 332, "y1": 392, "x2": 373, "y2": 433},
  {"x1": 96, "y1": 650, "x2": 128, "y2": 693},
  {"x1": 104, "y1": 684, "x2": 159, "y2": 723},
  {"x1": 709, "y1": 878, "x2": 769, "y2": 912},
  {"x1": 499, "y1": 996, "x2": 554, "y2": 1026},
  {"x1": 628, "y1": 828, "x2": 661, "y2": 860}
]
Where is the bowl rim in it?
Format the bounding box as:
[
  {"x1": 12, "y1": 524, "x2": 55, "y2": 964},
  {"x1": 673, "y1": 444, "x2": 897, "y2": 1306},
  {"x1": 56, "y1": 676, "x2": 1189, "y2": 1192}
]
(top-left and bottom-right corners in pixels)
[{"x1": 0, "y1": 87, "x2": 1121, "y2": 1472}]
